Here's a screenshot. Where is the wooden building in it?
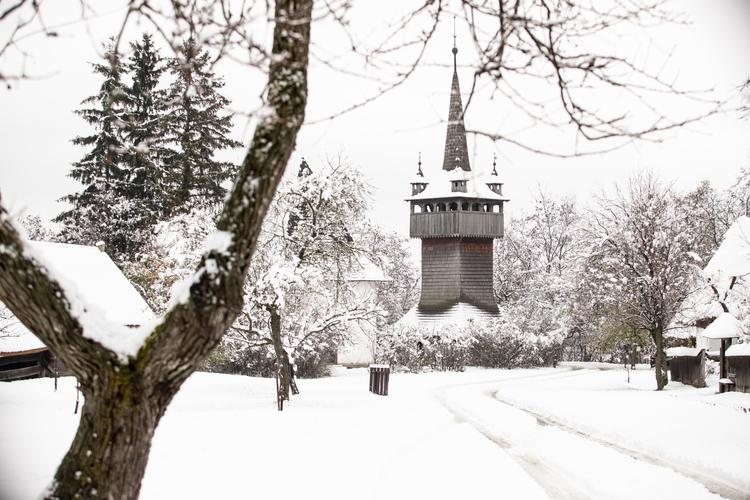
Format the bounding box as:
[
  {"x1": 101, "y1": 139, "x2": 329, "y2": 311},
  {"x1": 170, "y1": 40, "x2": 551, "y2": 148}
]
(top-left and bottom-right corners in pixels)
[
  {"x1": 0, "y1": 241, "x2": 154, "y2": 382},
  {"x1": 403, "y1": 40, "x2": 508, "y2": 324}
]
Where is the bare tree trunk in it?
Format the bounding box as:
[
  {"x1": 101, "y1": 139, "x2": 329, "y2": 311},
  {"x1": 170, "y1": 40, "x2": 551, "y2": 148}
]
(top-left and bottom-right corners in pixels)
[
  {"x1": 0, "y1": 0, "x2": 314, "y2": 496},
  {"x1": 651, "y1": 326, "x2": 668, "y2": 391},
  {"x1": 269, "y1": 305, "x2": 292, "y2": 402}
]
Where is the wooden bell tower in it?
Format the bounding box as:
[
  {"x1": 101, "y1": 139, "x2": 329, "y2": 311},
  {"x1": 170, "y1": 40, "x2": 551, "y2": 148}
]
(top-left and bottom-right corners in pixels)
[{"x1": 405, "y1": 36, "x2": 508, "y2": 321}]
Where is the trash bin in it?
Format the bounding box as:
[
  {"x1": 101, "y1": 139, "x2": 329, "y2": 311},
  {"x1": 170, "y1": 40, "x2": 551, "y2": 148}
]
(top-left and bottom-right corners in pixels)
[{"x1": 369, "y1": 364, "x2": 390, "y2": 396}]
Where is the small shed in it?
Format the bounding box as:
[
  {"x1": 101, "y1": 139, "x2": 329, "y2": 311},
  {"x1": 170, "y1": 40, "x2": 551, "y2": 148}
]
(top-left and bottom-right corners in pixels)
[
  {"x1": 0, "y1": 241, "x2": 154, "y2": 381},
  {"x1": 665, "y1": 347, "x2": 705, "y2": 388},
  {"x1": 726, "y1": 343, "x2": 750, "y2": 393},
  {"x1": 703, "y1": 313, "x2": 742, "y2": 392}
]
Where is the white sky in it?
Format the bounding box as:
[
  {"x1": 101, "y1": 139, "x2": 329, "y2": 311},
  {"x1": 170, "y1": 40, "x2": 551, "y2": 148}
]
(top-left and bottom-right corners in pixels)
[{"x1": 0, "y1": 0, "x2": 749, "y2": 245}]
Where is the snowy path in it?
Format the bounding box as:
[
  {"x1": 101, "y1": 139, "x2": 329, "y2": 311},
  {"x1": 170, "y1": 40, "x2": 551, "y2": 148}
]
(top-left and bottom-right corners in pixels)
[
  {"x1": 438, "y1": 369, "x2": 731, "y2": 500},
  {"x1": 1, "y1": 367, "x2": 749, "y2": 499}
]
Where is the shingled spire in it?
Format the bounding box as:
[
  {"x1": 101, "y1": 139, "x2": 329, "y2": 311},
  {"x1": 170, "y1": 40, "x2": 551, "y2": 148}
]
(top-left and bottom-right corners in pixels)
[{"x1": 442, "y1": 20, "x2": 471, "y2": 172}]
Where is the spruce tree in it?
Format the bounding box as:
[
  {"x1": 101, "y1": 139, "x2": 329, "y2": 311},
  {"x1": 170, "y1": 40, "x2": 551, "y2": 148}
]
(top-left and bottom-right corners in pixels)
[
  {"x1": 56, "y1": 42, "x2": 135, "y2": 258},
  {"x1": 165, "y1": 38, "x2": 241, "y2": 212},
  {"x1": 121, "y1": 33, "x2": 170, "y2": 224}
]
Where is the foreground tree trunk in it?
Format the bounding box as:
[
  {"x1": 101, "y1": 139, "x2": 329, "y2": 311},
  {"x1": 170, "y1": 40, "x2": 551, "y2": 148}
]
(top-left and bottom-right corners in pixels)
[
  {"x1": 651, "y1": 326, "x2": 668, "y2": 390},
  {"x1": 0, "y1": 1, "x2": 314, "y2": 497},
  {"x1": 50, "y1": 373, "x2": 176, "y2": 498}
]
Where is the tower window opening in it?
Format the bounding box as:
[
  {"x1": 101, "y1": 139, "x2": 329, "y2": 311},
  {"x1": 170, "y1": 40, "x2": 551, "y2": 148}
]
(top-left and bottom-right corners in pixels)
[
  {"x1": 425, "y1": 204, "x2": 434, "y2": 212},
  {"x1": 413, "y1": 204, "x2": 423, "y2": 214},
  {"x1": 438, "y1": 202, "x2": 447, "y2": 212},
  {"x1": 449, "y1": 202, "x2": 458, "y2": 211},
  {"x1": 472, "y1": 203, "x2": 480, "y2": 211},
  {"x1": 483, "y1": 204, "x2": 491, "y2": 212},
  {"x1": 461, "y1": 202, "x2": 469, "y2": 211}
]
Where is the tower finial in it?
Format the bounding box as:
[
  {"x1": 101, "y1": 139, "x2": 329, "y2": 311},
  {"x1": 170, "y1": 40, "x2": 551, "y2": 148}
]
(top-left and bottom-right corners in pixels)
[
  {"x1": 417, "y1": 152, "x2": 424, "y2": 177},
  {"x1": 452, "y1": 15, "x2": 458, "y2": 72},
  {"x1": 491, "y1": 153, "x2": 498, "y2": 176}
]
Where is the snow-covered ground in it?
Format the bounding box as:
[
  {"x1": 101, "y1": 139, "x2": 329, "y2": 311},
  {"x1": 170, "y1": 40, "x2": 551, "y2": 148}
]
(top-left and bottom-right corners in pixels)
[{"x1": 1, "y1": 365, "x2": 748, "y2": 499}]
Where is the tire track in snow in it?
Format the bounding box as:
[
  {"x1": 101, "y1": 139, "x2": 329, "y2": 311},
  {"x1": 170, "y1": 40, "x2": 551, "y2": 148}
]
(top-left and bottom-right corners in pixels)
[
  {"x1": 437, "y1": 369, "x2": 598, "y2": 500},
  {"x1": 437, "y1": 369, "x2": 729, "y2": 500},
  {"x1": 491, "y1": 389, "x2": 750, "y2": 500}
]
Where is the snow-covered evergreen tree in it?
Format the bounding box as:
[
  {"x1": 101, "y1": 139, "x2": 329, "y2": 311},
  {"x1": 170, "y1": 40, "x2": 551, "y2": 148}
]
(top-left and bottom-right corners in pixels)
[
  {"x1": 164, "y1": 39, "x2": 241, "y2": 212},
  {"x1": 55, "y1": 42, "x2": 138, "y2": 259},
  {"x1": 121, "y1": 33, "x2": 170, "y2": 225}
]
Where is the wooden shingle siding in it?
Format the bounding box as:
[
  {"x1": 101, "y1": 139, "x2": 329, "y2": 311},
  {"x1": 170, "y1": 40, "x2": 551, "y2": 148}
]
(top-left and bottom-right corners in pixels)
[
  {"x1": 459, "y1": 239, "x2": 497, "y2": 312},
  {"x1": 419, "y1": 238, "x2": 498, "y2": 313},
  {"x1": 410, "y1": 212, "x2": 503, "y2": 239}
]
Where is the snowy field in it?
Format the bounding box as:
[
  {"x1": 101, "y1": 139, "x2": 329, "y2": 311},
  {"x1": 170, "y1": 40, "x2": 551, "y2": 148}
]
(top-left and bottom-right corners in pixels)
[{"x1": 1, "y1": 365, "x2": 749, "y2": 500}]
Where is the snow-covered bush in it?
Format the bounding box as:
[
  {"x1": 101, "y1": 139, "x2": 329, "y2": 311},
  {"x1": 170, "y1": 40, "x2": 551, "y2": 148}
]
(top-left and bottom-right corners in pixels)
[
  {"x1": 377, "y1": 312, "x2": 565, "y2": 372},
  {"x1": 376, "y1": 324, "x2": 471, "y2": 372}
]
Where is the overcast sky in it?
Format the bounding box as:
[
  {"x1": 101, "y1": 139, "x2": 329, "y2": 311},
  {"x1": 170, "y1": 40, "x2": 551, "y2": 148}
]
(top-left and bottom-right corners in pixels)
[{"x1": 1, "y1": 0, "x2": 749, "y2": 245}]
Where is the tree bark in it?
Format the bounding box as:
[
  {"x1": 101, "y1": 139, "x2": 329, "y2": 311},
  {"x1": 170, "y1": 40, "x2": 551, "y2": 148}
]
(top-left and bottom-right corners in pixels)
[
  {"x1": 48, "y1": 372, "x2": 176, "y2": 499},
  {"x1": 269, "y1": 305, "x2": 292, "y2": 402},
  {"x1": 651, "y1": 326, "x2": 668, "y2": 390},
  {"x1": 0, "y1": 0, "x2": 314, "y2": 497}
]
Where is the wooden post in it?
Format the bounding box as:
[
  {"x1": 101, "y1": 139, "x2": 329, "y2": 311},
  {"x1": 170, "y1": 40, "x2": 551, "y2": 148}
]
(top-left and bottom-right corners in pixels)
[{"x1": 720, "y1": 339, "x2": 727, "y2": 394}]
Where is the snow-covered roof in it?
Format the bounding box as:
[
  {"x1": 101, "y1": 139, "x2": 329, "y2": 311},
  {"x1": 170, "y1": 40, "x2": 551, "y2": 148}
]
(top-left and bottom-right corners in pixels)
[
  {"x1": 406, "y1": 168, "x2": 508, "y2": 202},
  {"x1": 0, "y1": 241, "x2": 155, "y2": 355},
  {"x1": 702, "y1": 313, "x2": 742, "y2": 339},
  {"x1": 665, "y1": 347, "x2": 702, "y2": 358},
  {"x1": 704, "y1": 216, "x2": 750, "y2": 287},
  {"x1": 726, "y1": 343, "x2": 750, "y2": 357},
  {"x1": 398, "y1": 302, "x2": 497, "y2": 326},
  {"x1": 348, "y1": 254, "x2": 390, "y2": 282},
  {"x1": 667, "y1": 284, "x2": 730, "y2": 332}
]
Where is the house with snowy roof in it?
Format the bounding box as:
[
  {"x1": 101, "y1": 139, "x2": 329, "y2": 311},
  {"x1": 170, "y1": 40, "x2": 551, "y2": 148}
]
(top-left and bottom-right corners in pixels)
[
  {"x1": 668, "y1": 216, "x2": 750, "y2": 355},
  {"x1": 0, "y1": 241, "x2": 155, "y2": 381}
]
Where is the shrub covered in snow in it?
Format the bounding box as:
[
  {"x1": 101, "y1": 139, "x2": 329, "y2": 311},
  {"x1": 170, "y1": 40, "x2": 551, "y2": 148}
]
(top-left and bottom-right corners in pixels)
[
  {"x1": 376, "y1": 324, "x2": 471, "y2": 372},
  {"x1": 377, "y1": 316, "x2": 564, "y2": 372}
]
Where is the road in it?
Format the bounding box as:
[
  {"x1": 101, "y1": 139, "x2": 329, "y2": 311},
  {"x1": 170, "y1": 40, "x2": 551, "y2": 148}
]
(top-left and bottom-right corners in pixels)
[{"x1": 437, "y1": 368, "x2": 749, "y2": 500}]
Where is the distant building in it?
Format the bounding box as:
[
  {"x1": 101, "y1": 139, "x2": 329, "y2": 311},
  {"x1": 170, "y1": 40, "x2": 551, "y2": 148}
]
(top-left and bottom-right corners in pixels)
[
  {"x1": 0, "y1": 241, "x2": 154, "y2": 381},
  {"x1": 668, "y1": 216, "x2": 750, "y2": 354},
  {"x1": 402, "y1": 39, "x2": 508, "y2": 325},
  {"x1": 336, "y1": 255, "x2": 390, "y2": 367}
]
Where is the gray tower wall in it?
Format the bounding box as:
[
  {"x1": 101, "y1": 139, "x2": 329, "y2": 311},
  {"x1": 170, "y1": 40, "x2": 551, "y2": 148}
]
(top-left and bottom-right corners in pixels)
[{"x1": 419, "y1": 237, "x2": 498, "y2": 313}]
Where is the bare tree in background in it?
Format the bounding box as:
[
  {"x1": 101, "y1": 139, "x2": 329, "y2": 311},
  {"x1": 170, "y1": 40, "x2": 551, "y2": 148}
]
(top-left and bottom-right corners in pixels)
[
  {"x1": 0, "y1": 0, "x2": 734, "y2": 497},
  {"x1": 585, "y1": 173, "x2": 699, "y2": 390}
]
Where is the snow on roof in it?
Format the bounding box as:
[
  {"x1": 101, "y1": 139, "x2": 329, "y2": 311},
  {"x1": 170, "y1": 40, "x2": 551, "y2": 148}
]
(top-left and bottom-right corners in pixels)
[
  {"x1": 0, "y1": 241, "x2": 155, "y2": 357},
  {"x1": 398, "y1": 302, "x2": 497, "y2": 326},
  {"x1": 667, "y1": 284, "x2": 730, "y2": 332},
  {"x1": 726, "y1": 343, "x2": 750, "y2": 357},
  {"x1": 348, "y1": 254, "x2": 390, "y2": 282},
  {"x1": 0, "y1": 316, "x2": 45, "y2": 354},
  {"x1": 702, "y1": 313, "x2": 742, "y2": 339},
  {"x1": 665, "y1": 347, "x2": 702, "y2": 358},
  {"x1": 29, "y1": 242, "x2": 154, "y2": 324},
  {"x1": 704, "y1": 216, "x2": 750, "y2": 287},
  {"x1": 406, "y1": 167, "x2": 508, "y2": 202}
]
